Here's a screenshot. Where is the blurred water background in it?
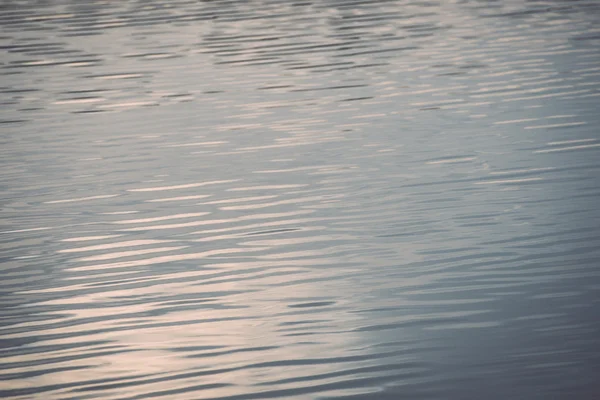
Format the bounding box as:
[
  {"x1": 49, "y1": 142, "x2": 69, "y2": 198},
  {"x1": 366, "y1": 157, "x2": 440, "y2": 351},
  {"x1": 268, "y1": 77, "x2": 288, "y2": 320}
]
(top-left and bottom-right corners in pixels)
[{"x1": 1, "y1": 0, "x2": 600, "y2": 399}]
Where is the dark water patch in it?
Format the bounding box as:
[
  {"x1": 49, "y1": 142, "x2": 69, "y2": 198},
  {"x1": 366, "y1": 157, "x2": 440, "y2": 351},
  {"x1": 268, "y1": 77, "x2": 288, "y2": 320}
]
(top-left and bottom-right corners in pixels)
[
  {"x1": 288, "y1": 301, "x2": 336, "y2": 308},
  {"x1": 0, "y1": 119, "x2": 28, "y2": 124}
]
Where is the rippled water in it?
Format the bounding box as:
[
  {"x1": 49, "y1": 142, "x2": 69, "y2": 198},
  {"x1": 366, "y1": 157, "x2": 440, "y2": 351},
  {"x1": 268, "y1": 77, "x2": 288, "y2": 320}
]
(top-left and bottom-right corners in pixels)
[{"x1": 2, "y1": 0, "x2": 600, "y2": 398}]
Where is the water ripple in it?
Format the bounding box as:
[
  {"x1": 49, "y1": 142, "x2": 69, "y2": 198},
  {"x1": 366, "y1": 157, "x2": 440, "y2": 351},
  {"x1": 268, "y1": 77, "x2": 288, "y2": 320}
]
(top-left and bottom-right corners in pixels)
[{"x1": 2, "y1": 0, "x2": 600, "y2": 399}]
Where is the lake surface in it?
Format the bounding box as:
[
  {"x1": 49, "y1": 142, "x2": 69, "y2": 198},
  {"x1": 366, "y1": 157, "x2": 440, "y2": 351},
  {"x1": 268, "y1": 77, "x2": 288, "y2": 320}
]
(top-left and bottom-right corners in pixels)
[{"x1": 1, "y1": 0, "x2": 600, "y2": 399}]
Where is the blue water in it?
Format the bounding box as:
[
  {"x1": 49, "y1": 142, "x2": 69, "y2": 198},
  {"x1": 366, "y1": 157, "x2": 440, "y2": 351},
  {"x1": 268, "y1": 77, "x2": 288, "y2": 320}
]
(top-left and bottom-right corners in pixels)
[{"x1": 1, "y1": 1, "x2": 600, "y2": 399}]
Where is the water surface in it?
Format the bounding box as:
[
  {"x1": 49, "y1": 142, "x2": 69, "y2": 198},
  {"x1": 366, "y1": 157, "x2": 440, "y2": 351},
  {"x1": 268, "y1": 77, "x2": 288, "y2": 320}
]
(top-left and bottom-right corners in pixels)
[{"x1": 2, "y1": 0, "x2": 600, "y2": 399}]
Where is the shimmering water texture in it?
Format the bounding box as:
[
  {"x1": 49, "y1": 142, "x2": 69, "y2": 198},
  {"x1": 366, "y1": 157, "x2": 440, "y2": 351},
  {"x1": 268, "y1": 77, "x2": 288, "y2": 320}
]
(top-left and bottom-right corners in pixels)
[{"x1": 2, "y1": 0, "x2": 600, "y2": 399}]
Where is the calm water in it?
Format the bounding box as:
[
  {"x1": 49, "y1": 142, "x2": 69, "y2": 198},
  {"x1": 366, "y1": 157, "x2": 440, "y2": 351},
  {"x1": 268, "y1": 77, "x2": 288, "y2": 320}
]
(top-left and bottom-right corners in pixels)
[{"x1": 2, "y1": 1, "x2": 600, "y2": 399}]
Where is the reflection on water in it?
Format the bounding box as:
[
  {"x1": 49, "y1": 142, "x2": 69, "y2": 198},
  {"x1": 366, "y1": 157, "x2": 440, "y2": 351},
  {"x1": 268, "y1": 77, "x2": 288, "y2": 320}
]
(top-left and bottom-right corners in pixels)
[{"x1": 1, "y1": 0, "x2": 600, "y2": 398}]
